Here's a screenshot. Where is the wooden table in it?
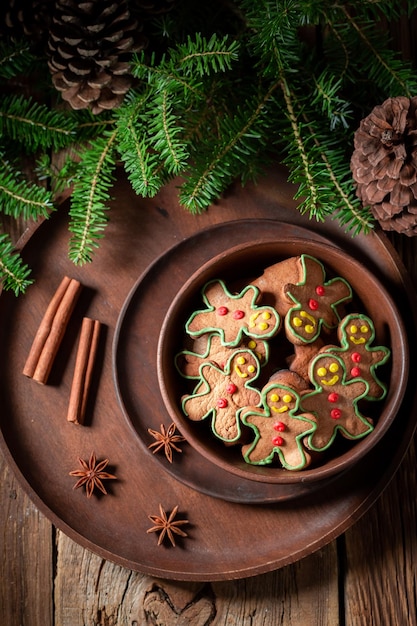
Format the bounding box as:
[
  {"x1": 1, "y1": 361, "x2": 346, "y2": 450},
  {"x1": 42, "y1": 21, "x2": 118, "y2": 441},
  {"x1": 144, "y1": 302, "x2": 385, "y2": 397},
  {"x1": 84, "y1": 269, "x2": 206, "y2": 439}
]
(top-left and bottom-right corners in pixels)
[{"x1": 1, "y1": 165, "x2": 417, "y2": 626}]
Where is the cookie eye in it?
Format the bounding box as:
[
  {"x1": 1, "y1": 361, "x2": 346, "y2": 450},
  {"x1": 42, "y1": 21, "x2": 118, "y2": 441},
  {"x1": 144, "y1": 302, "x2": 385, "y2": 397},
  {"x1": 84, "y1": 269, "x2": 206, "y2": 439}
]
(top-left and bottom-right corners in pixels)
[
  {"x1": 262, "y1": 311, "x2": 271, "y2": 320},
  {"x1": 350, "y1": 324, "x2": 358, "y2": 334},
  {"x1": 329, "y1": 362, "x2": 339, "y2": 373},
  {"x1": 247, "y1": 364, "x2": 255, "y2": 373},
  {"x1": 282, "y1": 393, "x2": 293, "y2": 403},
  {"x1": 360, "y1": 324, "x2": 368, "y2": 333},
  {"x1": 248, "y1": 340, "x2": 257, "y2": 349},
  {"x1": 270, "y1": 393, "x2": 280, "y2": 402},
  {"x1": 317, "y1": 366, "x2": 327, "y2": 377},
  {"x1": 237, "y1": 356, "x2": 246, "y2": 365}
]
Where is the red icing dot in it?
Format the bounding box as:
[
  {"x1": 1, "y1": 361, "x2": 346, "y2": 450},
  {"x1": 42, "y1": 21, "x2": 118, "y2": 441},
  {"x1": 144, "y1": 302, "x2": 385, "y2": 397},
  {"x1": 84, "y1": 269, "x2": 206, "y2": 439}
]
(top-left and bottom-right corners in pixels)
[
  {"x1": 328, "y1": 392, "x2": 339, "y2": 403},
  {"x1": 316, "y1": 285, "x2": 325, "y2": 296},
  {"x1": 217, "y1": 398, "x2": 228, "y2": 408},
  {"x1": 272, "y1": 435, "x2": 284, "y2": 446},
  {"x1": 308, "y1": 298, "x2": 319, "y2": 310},
  {"x1": 351, "y1": 366, "x2": 361, "y2": 377},
  {"x1": 273, "y1": 421, "x2": 286, "y2": 432},
  {"x1": 233, "y1": 310, "x2": 245, "y2": 320},
  {"x1": 351, "y1": 352, "x2": 361, "y2": 363},
  {"x1": 217, "y1": 306, "x2": 228, "y2": 316},
  {"x1": 226, "y1": 383, "x2": 238, "y2": 394},
  {"x1": 330, "y1": 408, "x2": 342, "y2": 420}
]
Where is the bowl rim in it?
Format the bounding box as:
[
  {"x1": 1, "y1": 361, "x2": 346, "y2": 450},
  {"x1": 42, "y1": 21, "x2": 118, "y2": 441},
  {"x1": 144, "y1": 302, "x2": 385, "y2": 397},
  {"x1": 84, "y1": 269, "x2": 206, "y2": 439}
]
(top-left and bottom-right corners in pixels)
[{"x1": 157, "y1": 237, "x2": 409, "y2": 484}]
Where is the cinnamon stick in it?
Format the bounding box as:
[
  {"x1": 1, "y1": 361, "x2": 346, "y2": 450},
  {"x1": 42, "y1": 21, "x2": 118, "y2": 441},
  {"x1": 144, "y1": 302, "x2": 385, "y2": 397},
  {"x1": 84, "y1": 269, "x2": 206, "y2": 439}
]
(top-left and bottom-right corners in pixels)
[
  {"x1": 67, "y1": 317, "x2": 101, "y2": 425},
  {"x1": 23, "y1": 276, "x2": 82, "y2": 384}
]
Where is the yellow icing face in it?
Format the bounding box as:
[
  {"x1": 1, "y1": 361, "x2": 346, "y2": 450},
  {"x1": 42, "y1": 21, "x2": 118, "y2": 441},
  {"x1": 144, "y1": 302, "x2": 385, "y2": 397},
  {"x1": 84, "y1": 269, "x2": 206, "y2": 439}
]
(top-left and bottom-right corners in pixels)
[
  {"x1": 233, "y1": 354, "x2": 257, "y2": 379},
  {"x1": 249, "y1": 310, "x2": 275, "y2": 333},
  {"x1": 267, "y1": 389, "x2": 295, "y2": 413},
  {"x1": 316, "y1": 359, "x2": 340, "y2": 386},
  {"x1": 291, "y1": 309, "x2": 316, "y2": 336},
  {"x1": 348, "y1": 320, "x2": 369, "y2": 345}
]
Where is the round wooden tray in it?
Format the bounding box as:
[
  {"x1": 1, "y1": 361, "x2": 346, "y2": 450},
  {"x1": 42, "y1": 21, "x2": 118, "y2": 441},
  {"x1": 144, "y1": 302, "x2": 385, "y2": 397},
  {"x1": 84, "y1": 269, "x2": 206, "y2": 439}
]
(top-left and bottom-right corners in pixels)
[{"x1": 1, "y1": 169, "x2": 416, "y2": 581}]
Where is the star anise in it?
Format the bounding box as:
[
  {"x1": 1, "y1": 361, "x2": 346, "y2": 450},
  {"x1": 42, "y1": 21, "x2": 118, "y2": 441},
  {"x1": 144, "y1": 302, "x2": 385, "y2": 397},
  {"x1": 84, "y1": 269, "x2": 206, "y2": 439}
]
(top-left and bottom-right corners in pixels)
[
  {"x1": 69, "y1": 451, "x2": 117, "y2": 498},
  {"x1": 147, "y1": 422, "x2": 185, "y2": 463},
  {"x1": 147, "y1": 504, "x2": 189, "y2": 547}
]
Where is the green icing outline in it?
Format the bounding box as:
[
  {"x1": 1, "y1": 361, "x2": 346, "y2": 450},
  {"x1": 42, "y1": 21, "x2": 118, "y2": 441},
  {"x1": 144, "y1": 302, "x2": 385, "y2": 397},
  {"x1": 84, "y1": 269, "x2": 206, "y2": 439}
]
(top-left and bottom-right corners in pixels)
[
  {"x1": 185, "y1": 279, "x2": 281, "y2": 347},
  {"x1": 285, "y1": 254, "x2": 353, "y2": 344},
  {"x1": 181, "y1": 348, "x2": 262, "y2": 443},
  {"x1": 325, "y1": 313, "x2": 391, "y2": 401},
  {"x1": 241, "y1": 382, "x2": 316, "y2": 470},
  {"x1": 301, "y1": 352, "x2": 374, "y2": 452}
]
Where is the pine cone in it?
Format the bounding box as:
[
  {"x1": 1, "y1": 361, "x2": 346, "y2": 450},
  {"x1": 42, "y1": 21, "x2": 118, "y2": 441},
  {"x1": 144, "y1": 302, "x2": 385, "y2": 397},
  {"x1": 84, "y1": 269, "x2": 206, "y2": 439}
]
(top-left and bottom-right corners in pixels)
[
  {"x1": 351, "y1": 96, "x2": 417, "y2": 236},
  {"x1": 0, "y1": 0, "x2": 53, "y2": 44},
  {"x1": 47, "y1": 0, "x2": 147, "y2": 114}
]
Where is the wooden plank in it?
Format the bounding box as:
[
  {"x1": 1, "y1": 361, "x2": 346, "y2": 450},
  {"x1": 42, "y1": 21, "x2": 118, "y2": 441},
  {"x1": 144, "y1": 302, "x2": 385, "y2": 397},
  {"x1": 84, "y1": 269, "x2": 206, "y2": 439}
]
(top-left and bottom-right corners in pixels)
[
  {"x1": 0, "y1": 452, "x2": 53, "y2": 626},
  {"x1": 344, "y1": 438, "x2": 417, "y2": 626},
  {"x1": 54, "y1": 530, "x2": 340, "y2": 625},
  {"x1": 344, "y1": 233, "x2": 417, "y2": 625}
]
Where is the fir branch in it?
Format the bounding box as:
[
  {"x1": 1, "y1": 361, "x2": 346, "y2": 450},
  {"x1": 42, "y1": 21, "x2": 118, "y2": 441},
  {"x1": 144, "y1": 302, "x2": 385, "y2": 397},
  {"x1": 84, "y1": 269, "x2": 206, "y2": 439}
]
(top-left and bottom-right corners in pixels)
[
  {"x1": 115, "y1": 92, "x2": 164, "y2": 197},
  {"x1": 279, "y1": 75, "x2": 320, "y2": 219},
  {"x1": 0, "y1": 94, "x2": 77, "y2": 152},
  {"x1": 68, "y1": 130, "x2": 117, "y2": 265},
  {"x1": 0, "y1": 233, "x2": 33, "y2": 296},
  {"x1": 176, "y1": 33, "x2": 240, "y2": 76},
  {"x1": 180, "y1": 81, "x2": 280, "y2": 212},
  {"x1": 328, "y1": 6, "x2": 417, "y2": 98},
  {"x1": 148, "y1": 88, "x2": 189, "y2": 175},
  {"x1": 0, "y1": 39, "x2": 35, "y2": 79},
  {"x1": 0, "y1": 154, "x2": 53, "y2": 220}
]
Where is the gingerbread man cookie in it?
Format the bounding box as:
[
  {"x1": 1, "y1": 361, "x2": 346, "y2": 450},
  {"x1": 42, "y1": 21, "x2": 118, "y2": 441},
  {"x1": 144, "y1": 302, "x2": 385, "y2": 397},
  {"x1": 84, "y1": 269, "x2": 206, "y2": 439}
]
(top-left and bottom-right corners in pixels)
[
  {"x1": 300, "y1": 353, "x2": 373, "y2": 451},
  {"x1": 175, "y1": 333, "x2": 269, "y2": 379},
  {"x1": 182, "y1": 349, "x2": 261, "y2": 442},
  {"x1": 323, "y1": 313, "x2": 390, "y2": 400},
  {"x1": 284, "y1": 255, "x2": 352, "y2": 345},
  {"x1": 185, "y1": 279, "x2": 281, "y2": 347},
  {"x1": 241, "y1": 371, "x2": 316, "y2": 469}
]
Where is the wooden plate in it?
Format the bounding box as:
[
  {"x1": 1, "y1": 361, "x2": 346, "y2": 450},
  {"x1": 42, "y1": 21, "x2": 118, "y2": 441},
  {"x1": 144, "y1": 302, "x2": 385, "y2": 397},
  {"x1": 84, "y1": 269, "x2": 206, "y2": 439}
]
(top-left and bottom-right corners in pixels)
[{"x1": 1, "y1": 168, "x2": 416, "y2": 581}]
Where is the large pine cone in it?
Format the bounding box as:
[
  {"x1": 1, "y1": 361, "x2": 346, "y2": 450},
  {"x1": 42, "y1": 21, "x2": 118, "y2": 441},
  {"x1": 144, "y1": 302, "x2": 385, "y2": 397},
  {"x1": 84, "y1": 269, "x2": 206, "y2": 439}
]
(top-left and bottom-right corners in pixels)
[
  {"x1": 47, "y1": 0, "x2": 147, "y2": 114},
  {"x1": 351, "y1": 96, "x2": 417, "y2": 236}
]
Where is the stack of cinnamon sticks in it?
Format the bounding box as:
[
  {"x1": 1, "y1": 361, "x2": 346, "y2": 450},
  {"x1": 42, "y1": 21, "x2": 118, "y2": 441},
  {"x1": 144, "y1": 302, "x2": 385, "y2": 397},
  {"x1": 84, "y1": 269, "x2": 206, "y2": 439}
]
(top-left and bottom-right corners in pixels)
[{"x1": 23, "y1": 275, "x2": 101, "y2": 425}]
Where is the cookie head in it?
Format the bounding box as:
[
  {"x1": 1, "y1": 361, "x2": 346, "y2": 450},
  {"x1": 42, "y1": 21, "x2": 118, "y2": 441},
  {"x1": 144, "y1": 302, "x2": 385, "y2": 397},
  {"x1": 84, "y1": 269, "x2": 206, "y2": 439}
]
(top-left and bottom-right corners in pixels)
[
  {"x1": 230, "y1": 351, "x2": 259, "y2": 383},
  {"x1": 265, "y1": 387, "x2": 298, "y2": 416},
  {"x1": 342, "y1": 315, "x2": 374, "y2": 347},
  {"x1": 310, "y1": 354, "x2": 344, "y2": 389}
]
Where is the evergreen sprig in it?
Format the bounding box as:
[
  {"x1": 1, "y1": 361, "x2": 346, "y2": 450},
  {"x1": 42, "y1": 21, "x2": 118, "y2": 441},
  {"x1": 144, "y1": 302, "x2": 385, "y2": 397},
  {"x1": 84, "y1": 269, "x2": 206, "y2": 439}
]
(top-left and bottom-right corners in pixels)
[
  {"x1": 0, "y1": 39, "x2": 35, "y2": 79},
  {"x1": 0, "y1": 94, "x2": 76, "y2": 152},
  {"x1": 0, "y1": 0, "x2": 416, "y2": 296},
  {"x1": 0, "y1": 233, "x2": 33, "y2": 296},
  {"x1": 0, "y1": 158, "x2": 53, "y2": 221},
  {"x1": 68, "y1": 129, "x2": 118, "y2": 265}
]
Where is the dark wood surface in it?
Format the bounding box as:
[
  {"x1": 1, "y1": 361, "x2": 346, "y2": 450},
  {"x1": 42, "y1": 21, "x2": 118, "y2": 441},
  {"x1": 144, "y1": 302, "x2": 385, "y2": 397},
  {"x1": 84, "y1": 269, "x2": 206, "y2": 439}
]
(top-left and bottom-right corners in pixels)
[{"x1": 1, "y1": 165, "x2": 417, "y2": 624}]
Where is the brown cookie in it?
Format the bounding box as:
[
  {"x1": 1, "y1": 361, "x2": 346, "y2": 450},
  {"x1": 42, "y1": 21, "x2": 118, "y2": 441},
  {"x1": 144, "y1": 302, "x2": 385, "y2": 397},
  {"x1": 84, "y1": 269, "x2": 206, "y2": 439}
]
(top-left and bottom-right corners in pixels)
[{"x1": 181, "y1": 349, "x2": 262, "y2": 442}]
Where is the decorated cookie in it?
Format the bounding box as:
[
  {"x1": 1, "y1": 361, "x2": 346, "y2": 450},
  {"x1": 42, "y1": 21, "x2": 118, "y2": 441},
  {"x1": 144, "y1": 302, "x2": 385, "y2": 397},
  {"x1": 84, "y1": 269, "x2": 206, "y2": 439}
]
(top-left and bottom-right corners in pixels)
[
  {"x1": 241, "y1": 371, "x2": 316, "y2": 470},
  {"x1": 185, "y1": 279, "x2": 280, "y2": 347},
  {"x1": 175, "y1": 333, "x2": 269, "y2": 379},
  {"x1": 284, "y1": 255, "x2": 352, "y2": 345},
  {"x1": 182, "y1": 349, "x2": 262, "y2": 442},
  {"x1": 300, "y1": 353, "x2": 373, "y2": 451},
  {"x1": 323, "y1": 313, "x2": 390, "y2": 400}
]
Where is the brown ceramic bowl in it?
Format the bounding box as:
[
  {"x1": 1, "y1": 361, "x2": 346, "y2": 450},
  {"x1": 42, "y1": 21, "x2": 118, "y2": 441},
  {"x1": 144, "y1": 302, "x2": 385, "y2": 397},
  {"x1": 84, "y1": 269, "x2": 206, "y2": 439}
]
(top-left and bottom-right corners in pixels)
[{"x1": 157, "y1": 238, "x2": 409, "y2": 484}]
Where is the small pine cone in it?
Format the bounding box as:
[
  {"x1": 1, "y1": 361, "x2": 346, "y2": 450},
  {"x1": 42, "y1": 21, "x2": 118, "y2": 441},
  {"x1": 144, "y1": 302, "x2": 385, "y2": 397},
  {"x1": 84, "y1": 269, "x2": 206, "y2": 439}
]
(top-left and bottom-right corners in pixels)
[
  {"x1": 47, "y1": 0, "x2": 147, "y2": 114},
  {"x1": 0, "y1": 0, "x2": 53, "y2": 44},
  {"x1": 351, "y1": 96, "x2": 417, "y2": 236}
]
